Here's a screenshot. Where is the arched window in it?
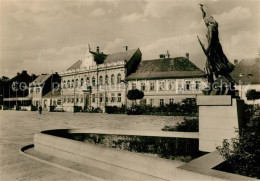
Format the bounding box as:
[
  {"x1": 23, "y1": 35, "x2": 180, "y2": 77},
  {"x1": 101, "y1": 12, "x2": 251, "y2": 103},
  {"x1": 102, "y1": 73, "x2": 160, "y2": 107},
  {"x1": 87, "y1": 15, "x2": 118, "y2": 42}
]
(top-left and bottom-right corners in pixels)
[
  {"x1": 86, "y1": 77, "x2": 90, "y2": 86},
  {"x1": 99, "y1": 76, "x2": 103, "y2": 85},
  {"x1": 71, "y1": 79, "x2": 74, "y2": 88},
  {"x1": 105, "y1": 75, "x2": 108, "y2": 85},
  {"x1": 75, "y1": 79, "x2": 78, "y2": 87},
  {"x1": 80, "y1": 78, "x2": 84, "y2": 86},
  {"x1": 111, "y1": 74, "x2": 114, "y2": 85},
  {"x1": 63, "y1": 80, "x2": 66, "y2": 88},
  {"x1": 117, "y1": 73, "x2": 121, "y2": 84},
  {"x1": 67, "y1": 80, "x2": 70, "y2": 88},
  {"x1": 92, "y1": 76, "x2": 96, "y2": 86}
]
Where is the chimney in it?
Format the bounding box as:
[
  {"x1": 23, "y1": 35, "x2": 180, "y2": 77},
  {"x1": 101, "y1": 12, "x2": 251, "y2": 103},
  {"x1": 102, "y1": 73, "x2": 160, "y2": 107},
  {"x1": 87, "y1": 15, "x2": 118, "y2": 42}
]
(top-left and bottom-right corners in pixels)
[
  {"x1": 166, "y1": 50, "x2": 170, "y2": 58},
  {"x1": 96, "y1": 46, "x2": 100, "y2": 54},
  {"x1": 234, "y1": 59, "x2": 238, "y2": 64},
  {"x1": 185, "y1": 53, "x2": 189, "y2": 60},
  {"x1": 159, "y1": 54, "x2": 165, "y2": 59}
]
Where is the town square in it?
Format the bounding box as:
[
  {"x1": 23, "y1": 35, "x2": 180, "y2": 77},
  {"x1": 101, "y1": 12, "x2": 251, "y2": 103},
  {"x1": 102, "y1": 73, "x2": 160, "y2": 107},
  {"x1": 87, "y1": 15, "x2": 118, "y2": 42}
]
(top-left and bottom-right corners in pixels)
[{"x1": 0, "y1": 0, "x2": 259, "y2": 180}]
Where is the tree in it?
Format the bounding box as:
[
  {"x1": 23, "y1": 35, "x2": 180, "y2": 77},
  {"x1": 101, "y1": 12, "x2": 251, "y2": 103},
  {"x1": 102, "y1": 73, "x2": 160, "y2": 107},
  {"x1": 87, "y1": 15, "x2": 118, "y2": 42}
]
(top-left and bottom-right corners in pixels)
[
  {"x1": 246, "y1": 89, "x2": 260, "y2": 105},
  {"x1": 127, "y1": 89, "x2": 144, "y2": 106}
]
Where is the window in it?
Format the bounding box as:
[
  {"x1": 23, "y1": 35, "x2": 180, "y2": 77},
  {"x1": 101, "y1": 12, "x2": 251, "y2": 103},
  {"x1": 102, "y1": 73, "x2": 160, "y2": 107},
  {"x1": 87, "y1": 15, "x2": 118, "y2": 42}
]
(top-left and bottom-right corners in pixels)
[
  {"x1": 185, "y1": 81, "x2": 191, "y2": 90},
  {"x1": 111, "y1": 74, "x2": 115, "y2": 85},
  {"x1": 30, "y1": 88, "x2": 34, "y2": 93},
  {"x1": 99, "y1": 76, "x2": 103, "y2": 85},
  {"x1": 117, "y1": 74, "x2": 121, "y2": 84},
  {"x1": 111, "y1": 93, "x2": 115, "y2": 102},
  {"x1": 81, "y1": 98, "x2": 83, "y2": 103},
  {"x1": 36, "y1": 88, "x2": 40, "y2": 94},
  {"x1": 71, "y1": 98, "x2": 74, "y2": 103},
  {"x1": 86, "y1": 77, "x2": 90, "y2": 86},
  {"x1": 57, "y1": 100, "x2": 61, "y2": 105},
  {"x1": 71, "y1": 79, "x2": 74, "y2": 88},
  {"x1": 105, "y1": 97, "x2": 108, "y2": 102},
  {"x1": 150, "y1": 99, "x2": 154, "y2": 106},
  {"x1": 63, "y1": 81, "x2": 66, "y2": 88},
  {"x1": 68, "y1": 99, "x2": 70, "y2": 103},
  {"x1": 75, "y1": 79, "x2": 78, "y2": 87},
  {"x1": 159, "y1": 81, "x2": 165, "y2": 91},
  {"x1": 150, "y1": 82, "x2": 155, "y2": 91},
  {"x1": 80, "y1": 78, "x2": 84, "y2": 86},
  {"x1": 168, "y1": 82, "x2": 174, "y2": 90},
  {"x1": 132, "y1": 83, "x2": 136, "y2": 90},
  {"x1": 160, "y1": 99, "x2": 164, "y2": 106},
  {"x1": 140, "y1": 99, "x2": 146, "y2": 106},
  {"x1": 141, "y1": 82, "x2": 146, "y2": 91},
  {"x1": 92, "y1": 77, "x2": 96, "y2": 86},
  {"x1": 63, "y1": 98, "x2": 66, "y2": 103},
  {"x1": 105, "y1": 75, "x2": 108, "y2": 85},
  {"x1": 99, "y1": 94, "x2": 103, "y2": 102},
  {"x1": 92, "y1": 94, "x2": 95, "y2": 102},
  {"x1": 117, "y1": 93, "x2": 121, "y2": 102},
  {"x1": 67, "y1": 80, "x2": 70, "y2": 88},
  {"x1": 195, "y1": 81, "x2": 200, "y2": 90},
  {"x1": 169, "y1": 98, "x2": 174, "y2": 104},
  {"x1": 53, "y1": 100, "x2": 57, "y2": 106},
  {"x1": 76, "y1": 98, "x2": 79, "y2": 103}
]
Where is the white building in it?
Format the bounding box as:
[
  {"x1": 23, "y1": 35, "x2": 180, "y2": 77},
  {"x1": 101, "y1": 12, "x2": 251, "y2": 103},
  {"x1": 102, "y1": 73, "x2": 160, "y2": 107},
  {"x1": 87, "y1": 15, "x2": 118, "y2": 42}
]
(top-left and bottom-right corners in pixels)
[
  {"x1": 60, "y1": 47, "x2": 142, "y2": 112},
  {"x1": 126, "y1": 55, "x2": 207, "y2": 106},
  {"x1": 232, "y1": 58, "x2": 260, "y2": 104}
]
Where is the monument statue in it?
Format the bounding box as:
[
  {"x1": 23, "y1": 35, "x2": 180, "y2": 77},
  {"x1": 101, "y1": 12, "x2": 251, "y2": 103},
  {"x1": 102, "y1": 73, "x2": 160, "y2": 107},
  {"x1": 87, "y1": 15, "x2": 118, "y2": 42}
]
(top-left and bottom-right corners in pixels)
[{"x1": 198, "y1": 4, "x2": 235, "y2": 95}]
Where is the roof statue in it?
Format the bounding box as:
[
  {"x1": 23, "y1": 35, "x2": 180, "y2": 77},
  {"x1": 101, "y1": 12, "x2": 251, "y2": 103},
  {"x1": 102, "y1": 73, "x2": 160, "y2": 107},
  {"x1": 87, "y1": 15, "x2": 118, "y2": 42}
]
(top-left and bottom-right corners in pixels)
[{"x1": 198, "y1": 4, "x2": 236, "y2": 96}]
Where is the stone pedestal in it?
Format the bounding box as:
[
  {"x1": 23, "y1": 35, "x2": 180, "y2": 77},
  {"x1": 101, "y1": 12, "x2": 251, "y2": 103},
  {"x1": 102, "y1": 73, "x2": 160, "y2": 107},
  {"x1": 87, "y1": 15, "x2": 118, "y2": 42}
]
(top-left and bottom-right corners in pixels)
[{"x1": 197, "y1": 95, "x2": 245, "y2": 152}]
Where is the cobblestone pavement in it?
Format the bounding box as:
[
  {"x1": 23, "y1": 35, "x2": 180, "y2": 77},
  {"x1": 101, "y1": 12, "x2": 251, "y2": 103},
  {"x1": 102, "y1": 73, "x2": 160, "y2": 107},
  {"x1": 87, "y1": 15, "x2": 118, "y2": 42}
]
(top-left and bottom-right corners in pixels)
[{"x1": 0, "y1": 110, "x2": 183, "y2": 180}]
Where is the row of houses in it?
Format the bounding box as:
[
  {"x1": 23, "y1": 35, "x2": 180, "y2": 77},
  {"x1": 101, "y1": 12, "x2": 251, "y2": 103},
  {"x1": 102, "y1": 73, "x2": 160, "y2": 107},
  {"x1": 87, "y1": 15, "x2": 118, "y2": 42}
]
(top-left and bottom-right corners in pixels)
[{"x1": 1, "y1": 47, "x2": 260, "y2": 111}]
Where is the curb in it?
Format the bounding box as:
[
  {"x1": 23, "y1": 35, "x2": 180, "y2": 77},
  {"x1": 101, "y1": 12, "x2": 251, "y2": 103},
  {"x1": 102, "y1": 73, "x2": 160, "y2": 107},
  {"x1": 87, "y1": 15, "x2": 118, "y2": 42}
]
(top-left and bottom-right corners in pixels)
[{"x1": 20, "y1": 144, "x2": 105, "y2": 181}]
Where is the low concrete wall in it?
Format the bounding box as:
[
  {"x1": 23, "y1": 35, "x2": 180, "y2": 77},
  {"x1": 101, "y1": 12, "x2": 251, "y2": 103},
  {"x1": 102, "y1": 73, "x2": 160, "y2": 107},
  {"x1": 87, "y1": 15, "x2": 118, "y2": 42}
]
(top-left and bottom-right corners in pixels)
[{"x1": 34, "y1": 132, "x2": 229, "y2": 180}]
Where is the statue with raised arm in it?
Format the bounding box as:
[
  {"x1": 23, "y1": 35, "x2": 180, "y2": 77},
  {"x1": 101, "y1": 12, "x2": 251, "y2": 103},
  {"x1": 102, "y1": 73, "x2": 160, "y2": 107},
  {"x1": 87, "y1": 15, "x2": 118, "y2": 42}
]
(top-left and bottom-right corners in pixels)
[{"x1": 198, "y1": 4, "x2": 235, "y2": 84}]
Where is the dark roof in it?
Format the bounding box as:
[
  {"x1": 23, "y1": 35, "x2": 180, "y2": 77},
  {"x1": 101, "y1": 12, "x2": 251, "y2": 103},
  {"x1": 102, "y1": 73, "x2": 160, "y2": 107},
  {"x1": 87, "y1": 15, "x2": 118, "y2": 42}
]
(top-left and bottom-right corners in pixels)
[
  {"x1": 230, "y1": 57, "x2": 260, "y2": 84},
  {"x1": 67, "y1": 49, "x2": 140, "y2": 70},
  {"x1": 126, "y1": 57, "x2": 205, "y2": 80},
  {"x1": 43, "y1": 87, "x2": 61, "y2": 98},
  {"x1": 67, "y1": 60, "x2": 82, "y2": 70},
  {"x1": 30, "y1": 74, "x2": 51, "y2": 86},
  {"x1": 104, "y1": 48, "x2": 139, "y2": 63}
]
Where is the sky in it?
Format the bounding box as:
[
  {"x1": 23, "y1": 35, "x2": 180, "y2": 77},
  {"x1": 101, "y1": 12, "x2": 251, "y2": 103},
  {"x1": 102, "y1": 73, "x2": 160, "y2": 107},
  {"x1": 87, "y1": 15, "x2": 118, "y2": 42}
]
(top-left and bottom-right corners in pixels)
[{"x1": 1, "y1": 0, "x2": 259, "y2": 78}]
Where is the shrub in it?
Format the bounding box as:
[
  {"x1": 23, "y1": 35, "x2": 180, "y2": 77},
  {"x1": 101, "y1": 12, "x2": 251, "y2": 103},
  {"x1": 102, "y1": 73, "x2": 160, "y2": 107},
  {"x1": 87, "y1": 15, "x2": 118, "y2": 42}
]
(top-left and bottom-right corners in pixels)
[
  {"x1": 105, "y1": 105, "x2": 125, "y2": 114},
  {"x1": 73, "y1": 106, "x2": 82, "y2": 113},
  {"x1": 73, "y1": 134, "x2": 203, "y2": 162},
  {"x1": 217, "y1": 114, "x2": 260, "y2": 178},
  {"x1": 162, "y1": 117, "x2": 199, "y2": 132},
  {"x1": 31, "y1": 105, "x2": 38, "y2": 111}
]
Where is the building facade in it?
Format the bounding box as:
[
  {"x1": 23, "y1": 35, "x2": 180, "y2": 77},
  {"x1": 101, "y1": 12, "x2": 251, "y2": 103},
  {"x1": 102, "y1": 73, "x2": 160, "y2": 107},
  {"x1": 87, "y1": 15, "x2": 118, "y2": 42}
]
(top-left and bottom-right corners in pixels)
[
  {"x1": 126, "y1": 56, "x2": 207, "y2": 106},
  {"x1": 2, "y1": 70, "x2": 34, "y2": 108},
  {"x1": 231, "y1": 58, "x2": 260, "y2": 104},
  {"x1": 29, "y1": 73, "x2": 60, "y2": 109},
  {"x1": 60, "y1": 47, "x2": 142, "y2": 112}
]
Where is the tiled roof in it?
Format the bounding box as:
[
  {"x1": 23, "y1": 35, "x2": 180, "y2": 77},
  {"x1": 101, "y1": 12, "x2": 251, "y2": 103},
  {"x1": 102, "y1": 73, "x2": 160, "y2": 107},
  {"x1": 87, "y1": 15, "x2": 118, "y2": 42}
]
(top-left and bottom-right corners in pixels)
[
  {"x1": 30, "y1": 74, "x2": 51, "y2": 86},
  {"x1": 104, "y1": 48, "x2": 139, "y2": 63},
  {"x1": 42, "y1": 87, "x2": 61, "y2": 98},
  {"x1": 230, "y1": 57, "x2": 260, "y2": 84},
  {"x1": 67, "y1": 60, "x2": 82, "y2": 70},
  {"x1": 126, "y1": 57, "x2": 205, "y2": 80}
]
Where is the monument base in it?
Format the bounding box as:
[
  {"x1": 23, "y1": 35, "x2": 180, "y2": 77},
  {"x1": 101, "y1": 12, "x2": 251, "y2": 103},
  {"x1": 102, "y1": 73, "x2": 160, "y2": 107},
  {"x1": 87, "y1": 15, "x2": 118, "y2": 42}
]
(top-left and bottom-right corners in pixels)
[{"x1": 197, "y1": 95, "x2": 245, "y2": 152}]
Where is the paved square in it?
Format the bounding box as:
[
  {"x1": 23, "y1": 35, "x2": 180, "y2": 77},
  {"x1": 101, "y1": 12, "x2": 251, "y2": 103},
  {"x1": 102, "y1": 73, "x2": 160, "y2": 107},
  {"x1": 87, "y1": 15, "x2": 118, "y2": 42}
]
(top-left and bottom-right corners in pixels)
[{"x1": 0, "y1": 111, "x2": 182, "y2": 180}]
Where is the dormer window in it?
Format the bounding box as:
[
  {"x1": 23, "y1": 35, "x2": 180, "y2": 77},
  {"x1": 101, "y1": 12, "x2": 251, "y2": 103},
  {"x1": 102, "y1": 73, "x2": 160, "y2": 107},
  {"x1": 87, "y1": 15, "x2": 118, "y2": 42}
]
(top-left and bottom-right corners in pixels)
[
  {"x1": 239, "y1": 73, "x2": 244, "y2": 77},
  {"x1": 247, "y1": 74, "x2": 253, "y2": 77}
]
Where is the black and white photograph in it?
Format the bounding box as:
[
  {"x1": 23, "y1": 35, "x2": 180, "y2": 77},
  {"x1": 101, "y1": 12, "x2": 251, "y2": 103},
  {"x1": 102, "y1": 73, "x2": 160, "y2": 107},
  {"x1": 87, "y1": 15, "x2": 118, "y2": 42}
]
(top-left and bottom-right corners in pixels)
[{"x1": 0, "y1": 0, "x2": 259, "y2": 180}]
